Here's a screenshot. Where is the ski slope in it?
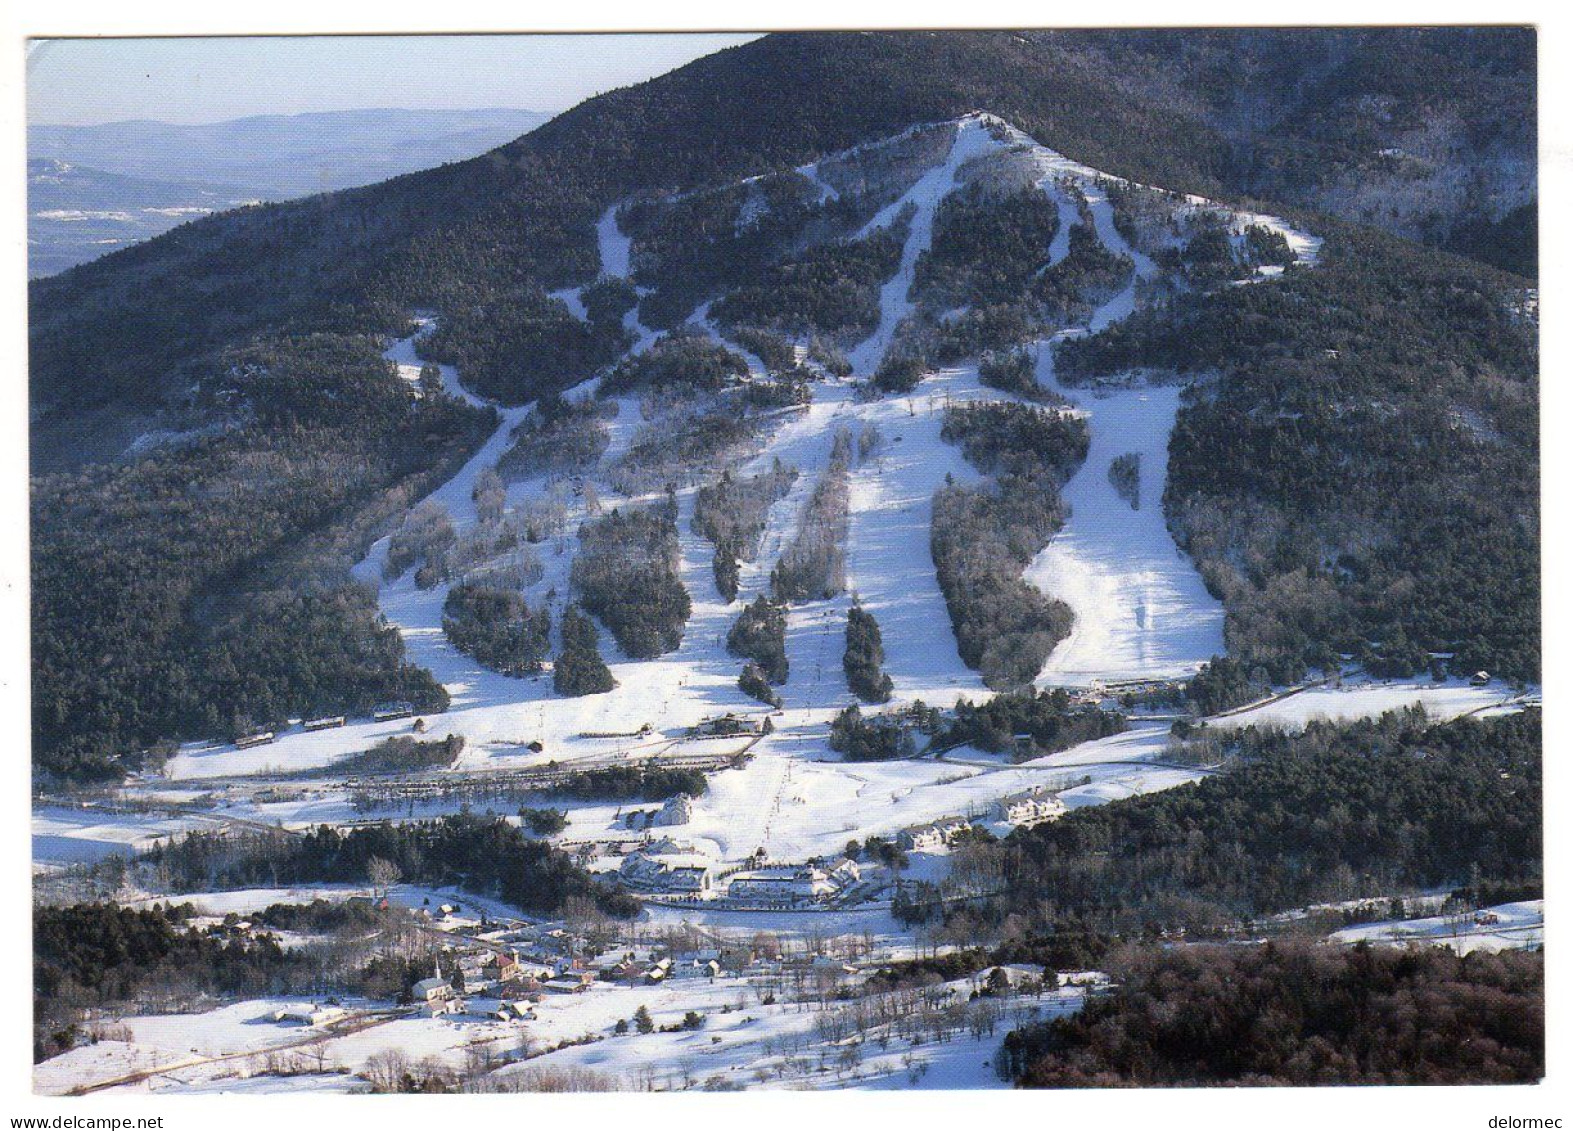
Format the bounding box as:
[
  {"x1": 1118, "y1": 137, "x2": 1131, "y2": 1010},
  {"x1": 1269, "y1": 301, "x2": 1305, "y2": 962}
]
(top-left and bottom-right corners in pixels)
[
  {"x1": 129, "y1": 114, "x2": 1364, "y2": 869},
  {"x1": 850, "y1": 115, "x2": 1003, "y2": 375},
  {"x1": 1026, "y1": 361, "x2": 1227, "y2": 685}
]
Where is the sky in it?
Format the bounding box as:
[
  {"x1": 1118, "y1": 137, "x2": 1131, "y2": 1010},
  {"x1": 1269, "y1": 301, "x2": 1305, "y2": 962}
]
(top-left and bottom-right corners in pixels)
[{"x1": 26, "y1": 34, "x2": 761, "y2": 126}]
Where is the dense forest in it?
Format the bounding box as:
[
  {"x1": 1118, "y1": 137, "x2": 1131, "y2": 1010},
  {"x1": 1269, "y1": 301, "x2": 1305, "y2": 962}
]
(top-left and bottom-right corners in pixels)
[
  {"x1": 912, "y1": 184, "x2": 1062, "y2": 308},
  {"x1": 727, "y1": 595, "x2": 790, "y2": 685},
  {"x1": 943, "y1": 688, "x2": 1125, "y2": 758},
  {"x1": 554, "y1": 604, "x2": 617, "y2": 697},
  {"x1": 417, "y1": 290, "x2": 628, "y2": 404},
  {"x1": 599, "y1": 332, "x2": 749, "y2": 397},
  {"x1": 442, "y1": 582, "x2": 552, "y2": 677},
  {"x1": 828, "y1": 705, "x2": 918, "y2": 762},
  {"x1": 495, "y1": 393, "x2": 612, "y2": 482},
  {"x1": 1000, "y1": 942, "x2": 1542, "y2": 1086},
  {"x1": 989, "y1": 709, "x2": 1541, "y2": 935},
  {"x1": 843, "y1": 605, "x2": 894, "y2": 703},
  {"x1": 35, "y1": 902, "x2": 303, "y2": 1062},
  {"x1": 32, "y1": 336, "x2": 481, "y2": 780},
  {"x1": 712, "y1": 221, "x2": 909, "y2": 344},
  {"x1": 571, "y1": 499, "x2": 691, "y2": 659}
]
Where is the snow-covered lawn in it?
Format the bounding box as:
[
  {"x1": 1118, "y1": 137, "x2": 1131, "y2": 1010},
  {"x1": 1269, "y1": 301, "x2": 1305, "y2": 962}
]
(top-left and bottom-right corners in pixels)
[{"x1": 52, "y1": 971, "x2": 1083, "y2": 1094}]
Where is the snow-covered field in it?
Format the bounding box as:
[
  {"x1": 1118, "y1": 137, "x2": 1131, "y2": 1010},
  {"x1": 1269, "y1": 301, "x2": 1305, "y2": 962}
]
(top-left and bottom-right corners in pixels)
[
  {"x1": 1209, "y1": 676, "x2": 1527, "y2": 731},
  {"x1": 33, "y1": 805, "x2": 221, "y2": 869},
  {"x1": 1330, "y1": 900, "x2": 1543, "y2": 955}
]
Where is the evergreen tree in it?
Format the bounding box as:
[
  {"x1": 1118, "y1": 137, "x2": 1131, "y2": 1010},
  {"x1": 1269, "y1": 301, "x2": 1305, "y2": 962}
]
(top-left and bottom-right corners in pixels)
[
  {"x1": 726, "y1": 595, "x2": 789, "y2": 684},
  {"x1": 844, "y1": 604, "x2": 894, "y2": 703},
  {"x1": 738, "y1": 661, "x2": 782, "y2": 708},
  {"x1": 554, "y1": 605, "x2": 616, "y2": 697}
]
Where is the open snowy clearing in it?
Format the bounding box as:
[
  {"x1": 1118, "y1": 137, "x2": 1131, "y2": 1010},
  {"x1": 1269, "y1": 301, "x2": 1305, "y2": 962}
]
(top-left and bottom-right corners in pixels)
[
  {"x1": 33, "y1": 805, "x2": 224, "y2": 869},
  {"x1": 1330, "y1": 900, "x2": 1543, "y2": 954},
  {"x1": 1208, "y1": 676, "x2": 1528, "y2": 731}
]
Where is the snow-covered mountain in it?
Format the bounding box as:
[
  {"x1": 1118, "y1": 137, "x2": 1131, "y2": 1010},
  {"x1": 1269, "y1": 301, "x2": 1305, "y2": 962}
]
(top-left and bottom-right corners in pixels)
[
  {"x1": 29, "y1": 34, "x2": 1541, "y2": 1096},
  {"x1": 147, "y1": 114, "x2": 1326, "y2": 861}
]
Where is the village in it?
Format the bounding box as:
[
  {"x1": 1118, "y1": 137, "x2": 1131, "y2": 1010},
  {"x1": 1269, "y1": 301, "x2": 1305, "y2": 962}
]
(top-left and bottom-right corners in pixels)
[{"x1": 33, "y1": 877, "x2": 1114, "y2": 1095}]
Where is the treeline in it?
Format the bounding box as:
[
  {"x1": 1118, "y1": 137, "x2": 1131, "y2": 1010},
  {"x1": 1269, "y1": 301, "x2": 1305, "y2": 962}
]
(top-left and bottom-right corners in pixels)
[
  {"x1": 599, "y1": 332, "x2": 749, "y2": 397},
  {"x1": 829, "y1": 705, "x2": 917, "y2": 761},
  {"x1": 544, "y1": 764, "x2": 710, "y2": 803},
  {"x1": 33, "y1": 333, "x2": 483, "y2": 779},
  {"x1": 913, "y1": 184, "x2": 1061, "y2": 308},
  {"x1": 554, "y1": 605, "x2": 616, "y2": 696},
  {"x1": 321, "y1": 733, "x2": 465, "y2": 776},
  {"x1": 907, "y1": 212, "x2": 1135, "y2": 366},
  {"x1": 607, "y1": 403, "x2": 762, "y2": 496},
  {"x1": 978, "y1": 347, "x2": 1060, "y2": 402},
  {"x1": 772, "y1": 429, "x2": 853, "y2": 602},
  {"x1": 941, "y1": 401, "x2": 1088, "y2": 481},
  {"x1": 141, "y1": 812, "x2": 639, "y2": 919},
  {"x1": 993, "y1": 709, "x2": 1541, "y2": 934},
  {"x1": 694, "y1": 461, "x2": 799, "y2": 602},
  {"x1": 932, "y1": 402, "x2": 1089, "y2": 688},
  {"x1": 1056, "y1": 219, "x2": 1539, "y2": 684},
  {"x1": 443, "y1": 582, "x2": 552, "y2": 676},
  {"x1": 1001, "y1": 942, "x2": 1542, "y2": 1086},
  {"x1": 571, "y1": 499, "x2": 691, "y2": 658},
  {"x1": 622, "y1": 172, "x2": 847, "y2": 329},
  {"x1": 728, "y1": 595, "x2": 790, "y2": 685},
  {"x1": 35, "y1": 902, "x2": 301, "y2": 1061}
]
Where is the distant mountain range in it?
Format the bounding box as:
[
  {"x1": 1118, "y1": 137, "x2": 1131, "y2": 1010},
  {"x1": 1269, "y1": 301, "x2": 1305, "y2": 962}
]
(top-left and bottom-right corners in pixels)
[{"x1": 28, "y1": 107, "x2": 550, "y2": 276}]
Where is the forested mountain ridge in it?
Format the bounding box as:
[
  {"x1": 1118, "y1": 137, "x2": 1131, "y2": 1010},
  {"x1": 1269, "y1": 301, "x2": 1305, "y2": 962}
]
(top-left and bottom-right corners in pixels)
[
  {"x1": 30, "y1": 28, "x2": 1533, "y2": 460},
  {"x1": 29, "y1": 31, "x2": 1537, "y2": 781}
]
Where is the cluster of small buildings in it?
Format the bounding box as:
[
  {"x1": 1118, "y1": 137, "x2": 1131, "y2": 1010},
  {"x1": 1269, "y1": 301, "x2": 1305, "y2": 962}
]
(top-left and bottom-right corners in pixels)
[
  {"x1": 616, "y1": 839, "x2": 718, "y2": 899},
  {"x1": 895, "y1": 788, "x2": 1069, "y2": 852},
  {"x1": 619, "y1": 794, "x2": 693, "y2": 831}
]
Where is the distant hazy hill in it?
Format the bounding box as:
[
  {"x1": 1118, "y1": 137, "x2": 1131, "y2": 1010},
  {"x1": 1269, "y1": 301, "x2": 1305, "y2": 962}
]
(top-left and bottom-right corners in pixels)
[
  {"x1": 28, "y1": 107, "x2": 552, "y2": 194},
  {"x1": 27, "y1": 158, "x2": 257, "y2": 277},
  {"x1": 27, "y1": 107, "x2": 549, "y2": 275}
]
